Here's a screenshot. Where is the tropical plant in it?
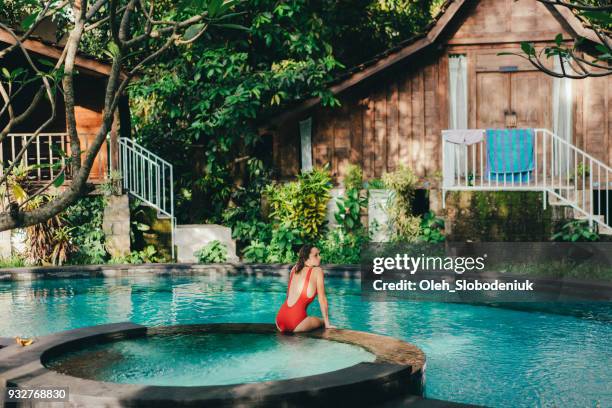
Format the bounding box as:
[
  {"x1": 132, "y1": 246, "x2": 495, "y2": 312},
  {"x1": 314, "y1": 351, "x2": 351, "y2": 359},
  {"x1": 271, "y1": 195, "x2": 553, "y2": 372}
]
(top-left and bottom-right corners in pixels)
[
  {"x1": 266, "y1": 223, "x2": 303, "y2": 263},
  {"x1": 0, "y1": 255, "x2": 26, "y2": 268},
  {"x1": 50, "y1": 225, "x2": 77, "y2": 266},
  {"x1": 343, "y1": 164, "x2": 364, "y2": 190},
  {"x1": 194, "y1": 240, "x2": 228, "y2": 263},
  {"x1": 383, "y1": 165, "x2": 421, "y2": 242},
  {"x1": 265, "y1": 166, "x2": 332, "y2": 239},
  {"x1": 99, "y1": 170, "x2": 123, "y2": 196},
  {"x1": 63, "y1": 196, "x2": 108, "y2": 265},
  {"x1": 223, "y1": 158, "x2": 271, "y2": 246},
  {"x1": 23, "y1": 195, "x2": 77, "y2": 266},
  {"x1": 335, "y1": 188, "x2": 367, "y2": 233},
  {"x1": 365, "y1": 178, "x2": 386, "y2": 190},
  {"x1": 108, "y1": 245, "x2": 165, "y2": 264},
  {"x1": 551, "y1": 219, "x2": 600, "y2": 242},
  {"x1": 317, "y1": 227, "x2": 369, "y2": 265},
  {"x1": 243, "y1": 240, "x2": 269, "y2": 263},
  {"x1": 419, "y1": 211, "x2": 445, "y2": 243}
]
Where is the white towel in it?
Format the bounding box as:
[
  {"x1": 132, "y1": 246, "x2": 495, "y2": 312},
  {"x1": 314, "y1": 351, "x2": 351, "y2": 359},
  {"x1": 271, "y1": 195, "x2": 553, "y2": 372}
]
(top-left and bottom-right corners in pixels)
[{"x1": 442, "y1": 129, "x2": 484, "y2": 145}]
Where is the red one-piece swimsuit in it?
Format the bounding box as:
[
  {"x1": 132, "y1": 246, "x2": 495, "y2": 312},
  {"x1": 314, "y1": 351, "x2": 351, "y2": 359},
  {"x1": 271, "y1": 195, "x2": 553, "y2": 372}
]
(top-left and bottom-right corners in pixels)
[{"x1": 275, "y1": 266, "x2": 316, "y2": 333}]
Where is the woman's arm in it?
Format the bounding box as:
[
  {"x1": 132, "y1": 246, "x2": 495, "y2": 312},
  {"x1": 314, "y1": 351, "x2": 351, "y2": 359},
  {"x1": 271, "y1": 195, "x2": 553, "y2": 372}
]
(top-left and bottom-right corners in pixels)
[{"x1": 316, "y1": 268, "x2": 335, "y2": 328}]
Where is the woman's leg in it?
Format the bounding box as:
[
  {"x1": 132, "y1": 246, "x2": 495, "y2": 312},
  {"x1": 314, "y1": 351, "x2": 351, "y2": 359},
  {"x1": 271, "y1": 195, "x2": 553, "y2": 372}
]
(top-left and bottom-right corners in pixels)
[{"x1": 293, "y1": 316, "x2": 324, "y2": 333}]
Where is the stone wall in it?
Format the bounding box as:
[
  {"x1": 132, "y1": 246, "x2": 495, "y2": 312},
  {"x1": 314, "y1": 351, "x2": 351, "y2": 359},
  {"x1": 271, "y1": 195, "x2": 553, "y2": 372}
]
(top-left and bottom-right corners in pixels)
[
  {"x1": 175, "y1": 224, "x2": 238, "y2": 263},
  {"x1": 444, "y1": 191, "x2": 559, "y2": 241}
]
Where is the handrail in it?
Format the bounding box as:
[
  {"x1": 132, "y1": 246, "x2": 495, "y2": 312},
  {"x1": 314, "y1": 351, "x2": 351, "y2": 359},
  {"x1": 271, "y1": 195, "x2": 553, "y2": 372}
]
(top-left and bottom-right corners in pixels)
[
  {"x1": 535, "y1": 128, "x2": 612, "y2": 175},
  {"x1": 442, "y1": 128, "x2": 612, "y2": 233},
  {"x1": 118, "y1": 137, "x2": 175, "y2": 259}
]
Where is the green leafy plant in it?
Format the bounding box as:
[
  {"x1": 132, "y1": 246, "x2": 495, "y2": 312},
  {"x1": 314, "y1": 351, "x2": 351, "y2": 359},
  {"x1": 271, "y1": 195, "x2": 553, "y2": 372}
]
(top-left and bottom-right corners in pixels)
[
  {"x1": 51, "y1": 226, "x2": 77, "y2": 266},
  {"x1": 317, "y1": 227, "x2": 369, "y2": 265},
  {"x1": 194, "y1": 240, "x2": 228, "y2": 263},
  {"x1": 383, "y1": 165, "x2": 421, "y2": 242},
  {"x1": 343, "y1": 164, "x2": 363, "y2": 190},
  {"x1": 0, "y1": 255, "x2": 26, "y2": 268},
  {"x1": 419, "y1": 211, "x2": 445, "y2": 243},
  {"x1": 108, "y1": 245, "x2": 165, "y2": 264},
  {"x1": 243, "y1": 240, "x2": 268, "y2": 263},
  {"x1": 551, "y1": 220, "x2": 599, "y2": 242},
  {"x1": 366, "y1": 178, "x2": 385, "y2": 190},
  {"x1": 64, "y1": 196, "x2": 109, "y2": 265},
  {"x1": 99, "y1": 170, "x2": 123, "y2": 196},
  {"x1": 23, "y1": 195, "x2": 77, "y2": 266},
  {"x1": 266, "y1": 223, "x2": 303, "y2": 263},
  {"x1": 265, "y1": 166, "x2": 332, "y2": 239},
  {"x1": 335, "y1": 188, "x2": 367, "y2": 233}
]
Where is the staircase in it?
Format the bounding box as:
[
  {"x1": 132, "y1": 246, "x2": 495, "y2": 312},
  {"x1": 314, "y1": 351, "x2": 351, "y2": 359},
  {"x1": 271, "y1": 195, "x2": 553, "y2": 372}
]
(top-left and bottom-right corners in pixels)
[
  {"x1": 442, "y1": 128, "x2": 612, "y2": 235},
  {"x1": 117, "y1": 137, "x2": 176, "y2": 258}
]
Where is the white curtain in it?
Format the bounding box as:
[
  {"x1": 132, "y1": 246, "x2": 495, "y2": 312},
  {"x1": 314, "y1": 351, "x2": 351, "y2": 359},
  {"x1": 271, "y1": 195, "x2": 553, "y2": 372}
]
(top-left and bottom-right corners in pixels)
[
  {"x1": 299, "y1": 117, "x2": 313, "y2": 171},
  {"x1": 553, "y1": 58, "x2": 573, "y2": 173},
  {"x1": 444, "y1": 55, "x2": 468, "y2": 187}
]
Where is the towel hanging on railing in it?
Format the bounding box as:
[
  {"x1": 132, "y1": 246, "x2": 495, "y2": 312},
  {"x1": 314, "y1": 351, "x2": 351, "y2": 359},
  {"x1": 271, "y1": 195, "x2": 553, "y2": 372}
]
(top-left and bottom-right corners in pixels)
[
  {"x1": 442, "y1": 129, "x2": 485, "y2": 145},
  {"x1": 486, "y1": 128, "x2": 534, "y2": 183}
]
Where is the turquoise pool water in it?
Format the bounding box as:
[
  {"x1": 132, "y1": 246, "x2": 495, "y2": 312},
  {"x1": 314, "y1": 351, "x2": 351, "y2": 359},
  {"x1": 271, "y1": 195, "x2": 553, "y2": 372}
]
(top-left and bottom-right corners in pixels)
[
  {"x1": 45, "y1": 332, "x2": 376, "y2": 386},
  {"x1": 1, "y1": 275, "x2": 610, "y2": 407}
]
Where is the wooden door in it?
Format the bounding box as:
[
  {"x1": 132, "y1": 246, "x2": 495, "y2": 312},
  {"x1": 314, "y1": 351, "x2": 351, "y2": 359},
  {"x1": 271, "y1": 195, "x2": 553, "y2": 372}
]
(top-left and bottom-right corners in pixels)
[
  {"x1": 475, "y1": 71, "x2": 552, "y2": 129},
  {"x1": 476, "y1": 72, "x2": 509, "y2": 128},
  {"x1": 510, "y1": 71, "x2": 552, "y2": 129}
]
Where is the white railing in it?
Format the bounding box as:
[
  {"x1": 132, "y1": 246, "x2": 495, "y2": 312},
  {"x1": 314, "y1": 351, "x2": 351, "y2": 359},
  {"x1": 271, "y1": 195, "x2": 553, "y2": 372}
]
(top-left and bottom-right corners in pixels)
[
  {"x1": 118, "y1": 137, "x2": 175, "y2": 258},
  {"x1": 442, "y1": 128, "x2": 612, "y2": 233},
  {"x1": 1, "y1": 133, "x2": 71, "y2": 181}
]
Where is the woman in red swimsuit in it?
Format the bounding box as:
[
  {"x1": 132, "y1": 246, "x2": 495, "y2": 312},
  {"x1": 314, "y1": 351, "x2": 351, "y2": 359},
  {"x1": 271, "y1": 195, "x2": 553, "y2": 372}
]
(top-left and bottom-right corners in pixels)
[{"x1": 276, "y1": 245, "x2": 335, "y2": 333}]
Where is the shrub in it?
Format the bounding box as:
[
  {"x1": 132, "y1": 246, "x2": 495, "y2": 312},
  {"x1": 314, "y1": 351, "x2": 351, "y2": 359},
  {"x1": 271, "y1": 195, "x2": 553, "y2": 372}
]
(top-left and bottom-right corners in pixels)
[
  {"x1": 194, "y1": 240, "x2": 228, "y2": 263},
  {"x1": 551, "y1": 220, "x2": 599, "y2": 242},
  {"x1": 343, "y1": 164, "x2": 363, "y2": 190},
  {"x1": 317, "y1": 228, "x2": 369, "y2": 265},
  {"x1": 335, "y1": 188, "x2": 367, "y2": 233},
  {"x1": 108, "y1": 245, "x2": 166, "y2": 264},
  {"x1": 0, "y1": 255, "x2": 26, "y2": 268},
  {"x1": 243, "y1": 240, "x2": 268, "y2": 263},
  {"x1": 383, "y1": 165, "x2": 421, "y2": 242},
  {"x1": 266, "y1": 223, "x2": 303, "y2": 263},
  {"x1": 24, "y1": 195, "x2": 77, "y2": 266},
  {"x1": 64, "y1": 196, "x2": 108, "y2": 264},
  {"x1": 365, "y1": 178, "x2": 385, "y2": 190},
  {"x1": 419, "y1": 211, "x2": 445, "y2": 243},
  {"x1": 265, "y1": 166, "x2": 332, "y2": 239}
]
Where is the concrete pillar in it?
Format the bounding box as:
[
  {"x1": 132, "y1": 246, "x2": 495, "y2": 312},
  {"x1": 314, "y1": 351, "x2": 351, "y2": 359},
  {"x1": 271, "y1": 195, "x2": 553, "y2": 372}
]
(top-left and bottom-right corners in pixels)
[
  {"x1": 0, "y1": 230, "x2": 11, "y2": 258},
  {"x1": 102, "y1": 194, "x2": 131, "y2": 258},
  {"x1": 429, "y1": 189, "x2": 444, "y2": 214}
]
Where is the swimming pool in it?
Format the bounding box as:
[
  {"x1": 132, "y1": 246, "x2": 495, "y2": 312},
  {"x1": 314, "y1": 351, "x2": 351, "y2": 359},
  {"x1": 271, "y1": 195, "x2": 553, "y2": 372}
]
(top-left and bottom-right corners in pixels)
[{"x1": 1, "y1": 274, "x2": 610, "y2": 407}]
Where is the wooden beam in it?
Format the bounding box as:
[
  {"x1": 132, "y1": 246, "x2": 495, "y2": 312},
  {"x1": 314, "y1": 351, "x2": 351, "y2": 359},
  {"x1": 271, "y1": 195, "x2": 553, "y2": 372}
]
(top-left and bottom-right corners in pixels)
[{"x1": 0, "y1": 28, "x2": 113, "y2": 77}]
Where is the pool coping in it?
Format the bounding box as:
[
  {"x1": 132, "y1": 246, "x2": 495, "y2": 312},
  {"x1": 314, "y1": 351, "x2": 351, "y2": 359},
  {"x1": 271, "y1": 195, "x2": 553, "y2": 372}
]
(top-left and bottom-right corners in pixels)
[
  {"x1": 1, "y1": 262, "x2": 611, "y2": 301},
  {"x1": 0, "y1": 323, "x2": 426, "y2": 407}
]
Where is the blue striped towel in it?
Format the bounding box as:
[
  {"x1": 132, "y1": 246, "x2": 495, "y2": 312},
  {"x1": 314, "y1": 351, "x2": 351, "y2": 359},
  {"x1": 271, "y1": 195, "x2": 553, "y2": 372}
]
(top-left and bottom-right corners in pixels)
[{"x1": 486, "y1": 129, "x2": 534, "y2": 183}]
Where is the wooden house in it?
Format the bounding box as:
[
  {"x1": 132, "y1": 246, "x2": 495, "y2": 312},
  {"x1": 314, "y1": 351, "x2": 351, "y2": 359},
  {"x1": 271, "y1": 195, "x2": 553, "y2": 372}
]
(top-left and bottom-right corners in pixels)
[
  {"x1": 264, "y1": 0, "x2": 612, "y2": 231},
  {"x1": 0, "y1": 26, "x2": 130, "y2": 184}
]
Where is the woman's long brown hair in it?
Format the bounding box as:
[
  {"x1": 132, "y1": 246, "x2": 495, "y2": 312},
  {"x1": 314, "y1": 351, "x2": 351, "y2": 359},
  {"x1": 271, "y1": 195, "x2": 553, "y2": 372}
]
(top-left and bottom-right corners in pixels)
[{"x1": 294, "y1": 244, "x2": 314, "y2": 274}]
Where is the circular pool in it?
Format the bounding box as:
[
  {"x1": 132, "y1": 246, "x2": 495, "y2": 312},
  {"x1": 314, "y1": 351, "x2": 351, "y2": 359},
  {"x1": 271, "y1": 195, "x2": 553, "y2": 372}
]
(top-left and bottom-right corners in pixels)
[
  {"x1": 45, "y1": 330, "x2": 376, "y2": 386},
  {"x1": 0, "y1": 323, "x2": 425, "y2": 407}
]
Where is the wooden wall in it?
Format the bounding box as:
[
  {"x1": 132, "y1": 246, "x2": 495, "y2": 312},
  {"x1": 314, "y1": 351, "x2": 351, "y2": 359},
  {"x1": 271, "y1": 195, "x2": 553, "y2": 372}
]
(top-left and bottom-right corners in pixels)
[{"x1": 274, "y1": 53, "x2": 447, "y2": 183}]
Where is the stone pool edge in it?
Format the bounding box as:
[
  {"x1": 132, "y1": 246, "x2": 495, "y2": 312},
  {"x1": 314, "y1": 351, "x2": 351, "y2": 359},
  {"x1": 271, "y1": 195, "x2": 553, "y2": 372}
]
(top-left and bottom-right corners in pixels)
[{"x1": 0, "y1": 322, "x2": 425, "y2": 408}]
